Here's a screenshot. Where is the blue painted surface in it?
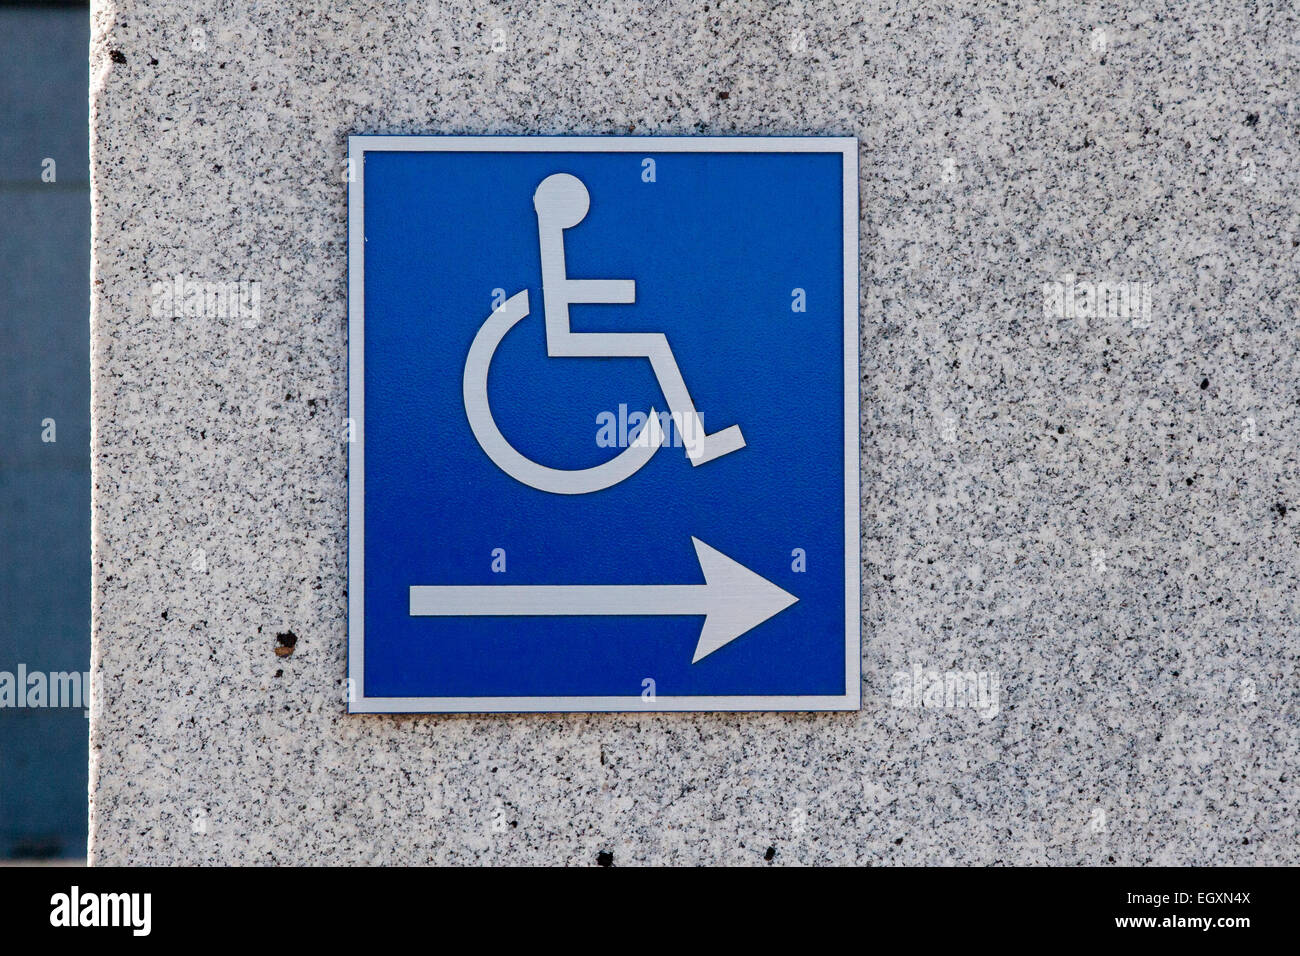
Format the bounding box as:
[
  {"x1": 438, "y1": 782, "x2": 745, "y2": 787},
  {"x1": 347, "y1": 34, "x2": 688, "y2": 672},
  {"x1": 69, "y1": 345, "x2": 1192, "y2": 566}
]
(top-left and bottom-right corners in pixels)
[
  {"x1": 0, "y1": 5, "x2": 91, "y2": 858},
  {"x1": 360, "y1": 146, "x2": 846, "y2": 702}
]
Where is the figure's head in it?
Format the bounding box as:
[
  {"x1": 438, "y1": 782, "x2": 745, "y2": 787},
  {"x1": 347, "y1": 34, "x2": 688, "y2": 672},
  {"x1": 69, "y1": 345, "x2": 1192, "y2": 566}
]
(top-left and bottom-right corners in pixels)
[{"x1": 533, "y1": 173, "x2": 590, "y2": 229}]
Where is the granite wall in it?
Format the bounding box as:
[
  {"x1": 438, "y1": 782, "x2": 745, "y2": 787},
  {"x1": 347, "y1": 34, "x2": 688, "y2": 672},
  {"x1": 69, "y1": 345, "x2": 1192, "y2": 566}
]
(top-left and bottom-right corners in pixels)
[{"x1": 90, "y1": 0, "x2": 1299, "y2": 864}]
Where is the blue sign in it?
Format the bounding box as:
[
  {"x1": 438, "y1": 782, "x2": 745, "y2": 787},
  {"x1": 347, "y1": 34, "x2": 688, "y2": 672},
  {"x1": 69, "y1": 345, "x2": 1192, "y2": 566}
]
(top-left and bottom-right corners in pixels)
[{"x1": 348, "y1": 136, "x2": 859, "y2": 712}]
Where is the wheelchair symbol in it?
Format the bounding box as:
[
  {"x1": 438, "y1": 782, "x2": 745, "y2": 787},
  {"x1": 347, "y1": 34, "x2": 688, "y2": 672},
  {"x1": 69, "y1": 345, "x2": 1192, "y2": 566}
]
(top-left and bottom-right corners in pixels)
[{"x1": 463, "y1": 173, "x2": 746, "y2": 495}]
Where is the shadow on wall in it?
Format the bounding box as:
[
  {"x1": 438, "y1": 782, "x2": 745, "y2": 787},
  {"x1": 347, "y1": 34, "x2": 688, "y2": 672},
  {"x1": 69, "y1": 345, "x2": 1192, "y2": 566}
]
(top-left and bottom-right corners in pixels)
[{"x1": 0, "y1": 1, "x2": 91, "y2": 861}]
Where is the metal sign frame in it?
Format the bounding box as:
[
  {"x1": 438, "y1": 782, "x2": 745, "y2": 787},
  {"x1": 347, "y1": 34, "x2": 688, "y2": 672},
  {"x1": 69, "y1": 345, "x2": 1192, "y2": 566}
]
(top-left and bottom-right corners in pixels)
[{"x1": 347, "y1": 135, "x2": 860, "y2": 713}]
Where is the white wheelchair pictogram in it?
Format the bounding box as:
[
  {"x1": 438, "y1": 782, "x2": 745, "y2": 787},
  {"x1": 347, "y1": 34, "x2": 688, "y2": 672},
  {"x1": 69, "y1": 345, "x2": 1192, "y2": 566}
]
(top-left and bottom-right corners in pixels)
[{"x1": 463, "y1": 173, "x2": 746, "y2": 495}]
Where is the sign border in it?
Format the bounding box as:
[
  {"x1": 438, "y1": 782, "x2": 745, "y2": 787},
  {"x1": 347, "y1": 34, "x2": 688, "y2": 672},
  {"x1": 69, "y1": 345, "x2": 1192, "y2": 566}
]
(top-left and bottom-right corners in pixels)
[{"x1": 347, "y1": 135, "x2": 860, "y2": 714}]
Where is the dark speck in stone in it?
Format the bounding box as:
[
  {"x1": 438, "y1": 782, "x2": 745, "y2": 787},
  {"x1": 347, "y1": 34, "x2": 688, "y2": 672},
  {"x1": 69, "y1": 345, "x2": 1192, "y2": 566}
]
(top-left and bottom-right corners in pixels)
[
  {"x1": 274, "y1": 669, "x2": 282, "y2": 678},
  {"x1": 109, "y1": 49, "x2": 126, "y2": 64},
  {"x1": 1245, "y1": 112, "x2": 1259, "y2": 127},
  {"x1": 1274, "y1": 503, "x2": 1287, "y2": 518},
  {"x1": 764, "y1": 846, "x2": 776, "y2": 861},
  {"x1": 717, "y1": 91, "x2": 729, "y2": 100},
  {"x1": 1186, "y1": 477, "x2": 1194, "y2": 486},
  {"x1": 274, "y1": 630, "x2": 298, "y2": 657},
  {"x1": 1200, "y1": 377, "x2": 1209, "y2": 390},
  {"x1": 1056, "y1": 425, "x2": 1065, "y2": 434},
  {"x1": 894, "y1": 837, "x2": 904, "y2": 845},
  {"x1": 596, "y1": 850, "x2": 613, "y2": 867}
]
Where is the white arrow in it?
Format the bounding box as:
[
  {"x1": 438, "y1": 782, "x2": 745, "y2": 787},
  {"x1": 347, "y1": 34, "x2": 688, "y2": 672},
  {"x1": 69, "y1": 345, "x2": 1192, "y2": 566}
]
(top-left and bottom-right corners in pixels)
[{"x1": 409, "y1": 537, "x2": 798, "y2": 663}]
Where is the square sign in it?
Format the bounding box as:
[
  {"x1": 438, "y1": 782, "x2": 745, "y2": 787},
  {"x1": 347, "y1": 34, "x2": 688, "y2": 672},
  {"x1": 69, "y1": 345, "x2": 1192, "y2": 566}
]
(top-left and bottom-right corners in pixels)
[{"x1": 348, "y1": 136, "x2": 859, "y2": 713}]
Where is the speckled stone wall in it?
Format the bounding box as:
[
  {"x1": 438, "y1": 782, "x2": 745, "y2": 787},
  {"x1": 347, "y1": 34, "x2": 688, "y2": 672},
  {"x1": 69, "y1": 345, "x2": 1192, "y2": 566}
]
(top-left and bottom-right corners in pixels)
[{"x1": 90, "y1": 0, "x2": 1299, "y2": 864}]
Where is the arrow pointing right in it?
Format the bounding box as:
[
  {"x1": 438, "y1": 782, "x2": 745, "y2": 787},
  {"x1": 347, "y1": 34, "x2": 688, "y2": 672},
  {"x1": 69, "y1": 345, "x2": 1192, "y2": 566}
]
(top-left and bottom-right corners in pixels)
[{"x1": 409, "y1": 537, "x2": 798, "y2": 663}]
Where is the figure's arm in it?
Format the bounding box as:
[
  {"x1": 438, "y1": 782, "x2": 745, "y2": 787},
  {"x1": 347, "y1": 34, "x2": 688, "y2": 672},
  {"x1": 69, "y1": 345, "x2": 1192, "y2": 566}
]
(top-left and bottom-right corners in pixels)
[{"x1": 564, "y1": 279, "x2": 635, "y2": 304}]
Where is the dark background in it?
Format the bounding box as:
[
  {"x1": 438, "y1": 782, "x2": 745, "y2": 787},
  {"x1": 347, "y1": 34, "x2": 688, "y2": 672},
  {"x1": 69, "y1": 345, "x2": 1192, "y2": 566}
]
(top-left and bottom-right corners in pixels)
[{"x1": 0, "y1": 0, "x2": 90, "y2": 860}]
